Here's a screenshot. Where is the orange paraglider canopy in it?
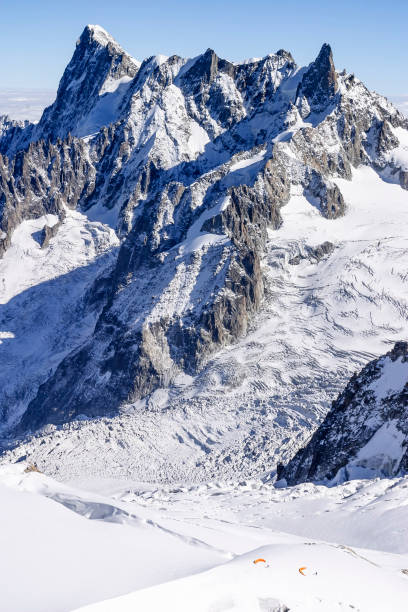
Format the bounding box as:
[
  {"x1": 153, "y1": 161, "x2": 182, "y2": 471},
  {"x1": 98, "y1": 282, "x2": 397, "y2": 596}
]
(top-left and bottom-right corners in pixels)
[
  {"x1": 299, "y1": 566, "x2": 307, "y2": 575},
  {"x1": 253, "y1": 558, "x2": 267, "y2": 564}
]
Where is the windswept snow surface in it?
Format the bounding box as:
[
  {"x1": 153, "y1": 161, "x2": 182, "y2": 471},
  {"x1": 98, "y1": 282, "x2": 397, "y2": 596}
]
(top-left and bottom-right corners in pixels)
[
  {"x1": 1, "y1": 463, "x2": 408, "y2": 612},
  {"x1": 76, "y1": 543, "x2": 408, "y2": 612},
  {"x1": 73, "y1": 77, "x2": 135, "y2": 138},
  {"x1": 0, "y1": 465, "x2": 228, "y2": 612},
  {"x1": 369, "y1": 357, "x2": 408, "y2": 401}
]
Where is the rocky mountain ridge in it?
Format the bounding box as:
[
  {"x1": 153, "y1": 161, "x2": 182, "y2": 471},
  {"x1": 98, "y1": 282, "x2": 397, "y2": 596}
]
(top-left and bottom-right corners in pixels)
[
  {"x1": 279, "y1": 342, "x2": 408, "y2": 484},
  {"x1": 1, "y1": 25, "x2": 408, "y2": 443}
]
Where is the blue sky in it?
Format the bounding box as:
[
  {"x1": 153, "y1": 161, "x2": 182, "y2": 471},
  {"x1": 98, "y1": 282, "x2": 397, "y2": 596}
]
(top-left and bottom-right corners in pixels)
[{"x1": 1, "y1": 0, "x2": 407, "y2": 96}]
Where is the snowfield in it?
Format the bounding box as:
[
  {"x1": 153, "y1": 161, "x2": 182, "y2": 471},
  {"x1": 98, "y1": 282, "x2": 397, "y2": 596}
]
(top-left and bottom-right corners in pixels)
[
  {"x1": 1, "y1": 463, "x2": 408, "y2": 612},
  {"x1": 77, "y1": 543, "x2": 408, "y2": 612},
  {"x1": 0, "y1": 210, "x2": 119, "y2": 431}
]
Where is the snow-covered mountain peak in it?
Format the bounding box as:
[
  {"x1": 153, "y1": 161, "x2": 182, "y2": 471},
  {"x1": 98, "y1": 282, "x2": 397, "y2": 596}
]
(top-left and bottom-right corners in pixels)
[
  {"x1": 76, "y1": 24, "x2": 139, "y2": 68},
  {"x1": 275, "y1": 48, "x2": 295, "y2": 60},
  {"x1": 2, "y1": 26, "x2": 408, "y2": 611},
  {"x1": 233, "y1": 49, "x2": 295, "y2": 69},
  {"x1": 180, "y1": 47, "x2": 234, "y2": 87},
  {"x1": 80, "y1": 24, "x2": 120, "y2": 47},
  {"x1": 29, "y1": 24, "x2": 140, "y2": 142}
]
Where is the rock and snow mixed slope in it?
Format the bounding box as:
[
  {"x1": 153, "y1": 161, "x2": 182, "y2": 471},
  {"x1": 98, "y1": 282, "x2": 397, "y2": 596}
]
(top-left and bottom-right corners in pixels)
[
  {"x1": 1, "y1": 463, "x2": 408, "y2": 612},
  {"x1": 1, "y1": 25, "x2": 408, "y2": 480},
  {"x1": 0, "y1": 210, "x2": 118, "y2": 431},
  {"x1": 2, "y1": 25, "x2": 408, "y2": 612},
  {"x1": 280, "y1": 341, "x2": 408, "y2": 485},
  {"x1": 2, "y1": 163, "x2": 408, "y2": 482}
]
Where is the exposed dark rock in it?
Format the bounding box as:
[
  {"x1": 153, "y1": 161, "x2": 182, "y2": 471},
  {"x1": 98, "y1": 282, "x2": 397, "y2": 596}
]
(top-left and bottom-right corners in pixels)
[
  {"x1": 280, "y1": 342, "x2": 408, "y2": 484},
  {"x1": 400, "y1": 170, "x2": 408, "y2": 190},
  {"x1": 0, "y1": 138, "x2": 94, "y2": 257},
  {"x1": 376, "y1": 120, "x2": 399, "y2": 155},
  {"x1": 0, "y1": 115, "x2": 33, "y2": 158},
  {"x1": 296, "y1": 43, "x2": 338, "y2": 115},
  {"x1": 304, "y1": 172, "x2": 346, "y2": 219},
  {"x1": 289, "y1": 241, "x2": 335, "y2": 265},
  {"x1": 39, "y1": 216, "x2": 64, "y2": 248}
]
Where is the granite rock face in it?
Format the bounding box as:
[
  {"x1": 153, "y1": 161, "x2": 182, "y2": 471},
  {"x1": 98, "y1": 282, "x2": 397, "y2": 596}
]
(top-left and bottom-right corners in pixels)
[
  {"x1": 39, "y1": 214, "x2": 65, "y2": 248},
  {"x1": 0, "y1": 137, "x2": 92, "y2": 257},
  {"x1": 1, "y1": 26, "x2": 408, "y2": 432},
  {"x1": 36, "y1": 25, "x2": 140, "y2": 142},
  {"x1": 295, "y1": 43, "x2": 338, "y2": 116},
  {"x1": 279, "y1": 342, "x2": 408, "y2": 484}
]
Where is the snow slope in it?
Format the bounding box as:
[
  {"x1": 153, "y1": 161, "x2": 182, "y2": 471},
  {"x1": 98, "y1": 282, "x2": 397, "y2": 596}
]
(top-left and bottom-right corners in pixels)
[
  {"x1": 0, "y1": 465, "x2": 227, "y2": 612},
  {"x1": 0, "y1": 210, "x2": 119, "y2": 430},
  {"x1": 1, "y1": 463, "x2": 408, "y2": 612},
  {"x1": 76, "y1": 543, "x2": 408, "y2": 612}
]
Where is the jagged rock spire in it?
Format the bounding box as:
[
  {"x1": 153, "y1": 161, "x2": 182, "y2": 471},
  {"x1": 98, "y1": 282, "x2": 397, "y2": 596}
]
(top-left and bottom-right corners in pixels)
[
  {"x1": 182, "y1": 48, "x2": 235, "y2": 89},
  {"x1": 296, "y1": 43, "x2": 338, "y2": 115}
]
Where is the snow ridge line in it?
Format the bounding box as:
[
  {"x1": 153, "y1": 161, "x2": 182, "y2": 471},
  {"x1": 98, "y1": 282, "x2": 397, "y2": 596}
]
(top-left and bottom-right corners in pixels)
[{"x1": 47, "y1": 490, "x2": 235, "y2": 560}]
